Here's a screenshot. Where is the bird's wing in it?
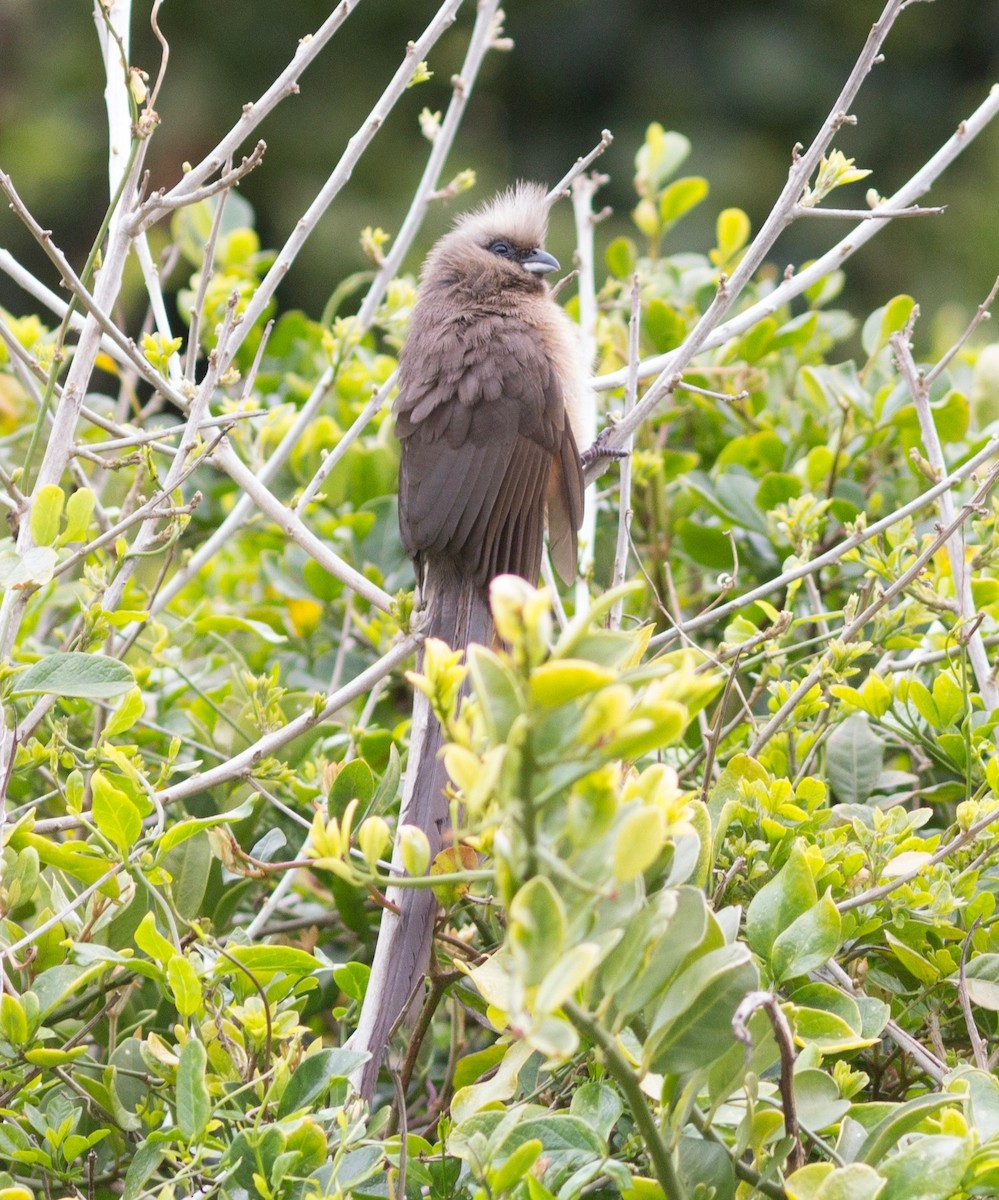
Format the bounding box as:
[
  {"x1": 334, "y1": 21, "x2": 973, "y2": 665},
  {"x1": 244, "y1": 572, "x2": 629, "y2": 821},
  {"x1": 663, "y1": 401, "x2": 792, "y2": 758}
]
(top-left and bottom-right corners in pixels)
[{"x1": 395, "y1": 312, "x2": 579, "y2": 587}]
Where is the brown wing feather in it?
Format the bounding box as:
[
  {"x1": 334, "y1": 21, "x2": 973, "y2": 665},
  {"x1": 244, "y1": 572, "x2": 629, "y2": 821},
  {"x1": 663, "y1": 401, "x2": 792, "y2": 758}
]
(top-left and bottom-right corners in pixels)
[{"x1": 395, "y1": 306, "x2": 580, "y2": 587}]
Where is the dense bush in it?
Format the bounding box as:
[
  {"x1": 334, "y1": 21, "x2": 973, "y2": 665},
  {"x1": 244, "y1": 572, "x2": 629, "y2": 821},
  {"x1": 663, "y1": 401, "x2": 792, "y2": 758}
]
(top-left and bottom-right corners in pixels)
[{"x1": 3, "y1": 4, "x2": 999, "y2": 1199}]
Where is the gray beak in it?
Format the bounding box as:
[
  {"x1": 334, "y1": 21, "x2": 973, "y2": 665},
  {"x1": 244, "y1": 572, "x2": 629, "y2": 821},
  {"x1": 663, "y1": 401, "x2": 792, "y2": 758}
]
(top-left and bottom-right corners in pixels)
[{"x1": 522, "y1": 248, "x2": 560, "y2": 275}]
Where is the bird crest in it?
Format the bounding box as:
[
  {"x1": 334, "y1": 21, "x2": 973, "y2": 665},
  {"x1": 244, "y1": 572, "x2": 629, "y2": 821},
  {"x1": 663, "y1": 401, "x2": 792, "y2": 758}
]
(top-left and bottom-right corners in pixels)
[{"x1": 453, "y1": 180, "x2": 550, "y2": 249}]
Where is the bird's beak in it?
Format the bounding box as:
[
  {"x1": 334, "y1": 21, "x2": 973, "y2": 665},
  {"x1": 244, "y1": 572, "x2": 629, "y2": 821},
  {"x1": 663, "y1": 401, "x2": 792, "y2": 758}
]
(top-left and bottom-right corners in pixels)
[{"x1": 522, "y1": 248, "x2": 560, "y2": 275}]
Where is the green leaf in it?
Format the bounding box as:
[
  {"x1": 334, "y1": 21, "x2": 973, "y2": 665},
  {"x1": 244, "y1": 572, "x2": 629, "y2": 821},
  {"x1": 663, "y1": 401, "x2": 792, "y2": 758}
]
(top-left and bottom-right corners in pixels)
[
  {"x1": 612, "y1": 806, "x2": 665, "y2": 881},
  {"x1": 277, "y1": 1047, "x2": 368, "y2": 1117},
  {"x1": 645, "y1": 943, "x2": 758, "y2": 1072},
  {"x1": 826, "y1": 713, "x2": 884, "y2": 804},
  {"x1": 509, "y1": 876, "x2": 566, "y2": 987},
  {"x1": 793, "y1": 1069, "x2": 852, "y2": 1131},
  {"x1": 643, "y1": 299, "x2": 686, "y2": 353},
  {"x1": 535, "y1": 942, "x2": 601, "y2": 1013},
  {"x1": 176, "y1": 1038, "x2": 210, "y2": 1142},
  {"x1": 605, "y1": 236, "x2": 636, "y2": 278},
  {"x1": 756, "y1": 472, "x2": 801, "y2": 512},
  {"x1": 606, "y1": 887, "x2": 708, "y2": 1017},
  {"x1": 220, "y1": 945, "x2": 321, "y2": 976},
  {"x1": 329, "y1": 758, "x2": 374, "y2": 816},
  {"x1": 677, "y1": 519, "x2": 735, "y2": 570},
  {"x1": 878, "y1": 1135, "x2": 970, "y2": 1200},
  {"x1": 157, "y1": 798, "x2": 254, "y2": 856},
  {"x1": 490, "y1": 1140, "x2": 544, "y2": 1194},
  {"x1": 333, "y1": 961, "x2": 370, "y2": 1003},
  {"x1": 123, "y1": 1135, "x2": 171, "y2": 1200},
  {"x1": 529, "y1": 659, "x2": 617, "y2": 707},
  {"x1": 786, "y1": 1162, "x2": 885, "y2": 1200},
  {"x1": 0, "y1": 994, "x2": 28, "y2": 1046},
  {"x1": 857, "y1": 1095, "x2": 957, "y2": 1165},
  {"x1": 62, "y1": 487, "x2": 96, "y2": 543},
  {"x1": 964, "y1": 953, "x2": 999, "y2": 1010},
  {"x1": 884, "y1": 932, "x2": 939, "y2": 985},
  {"x1": 30, "y1": 483, "x2": 64, "y2": 546},
  {"x1": 91, "y1": 770, "x2": 142, "y2": 853},
  {"x1": 711, "y1": 207, "x2": 751, "y2": 268},
  {"x1": 468, "y1": 645, "x2": 523, "y2": 742},
  {"x1": 875, "y1": 294, "x2": 916, "y2": 357},
  {"x1": 659, "y1": 175, "x2": 709, "y2": 226},
  {"x1": 167, "y1": 955, "x2": 202, "y2": 1017},
  {"x1": 771, "y1": 891, "x2": 842, "y2": 982},
  {"x1": 570, "y1": 1081, "x2": 623, "y2": 1140},
  {"x1": 14, "y1": 652, "x2": 135, "y2": 699},
  {"x1": 134, "y1": 911, "x2": 177, "y2": 965},
  {"x1": 634, "y1": 124, "x2": 691, "y2": 194},
  {"x1": 745, "y1": 841, "x2": 817, "y2": 958},
  {"x1": 104, "y1": 687, "x2": 145, "y2": 740},
  {"x1": 931, "y1": 672, "x2": 964, "y2": 728}
]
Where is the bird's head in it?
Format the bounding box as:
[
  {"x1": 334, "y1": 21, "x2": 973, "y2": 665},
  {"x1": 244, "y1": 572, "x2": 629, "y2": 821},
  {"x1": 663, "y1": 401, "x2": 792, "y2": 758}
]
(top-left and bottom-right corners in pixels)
[{"x1": 425, "y1": 181, "x2": 560, "y2": 294}]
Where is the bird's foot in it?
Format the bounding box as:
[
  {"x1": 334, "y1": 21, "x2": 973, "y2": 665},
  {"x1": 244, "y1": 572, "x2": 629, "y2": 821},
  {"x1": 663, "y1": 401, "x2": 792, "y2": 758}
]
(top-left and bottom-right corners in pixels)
[{"x1": 580, "y1": 427, "x2": 630, "y2": 471}]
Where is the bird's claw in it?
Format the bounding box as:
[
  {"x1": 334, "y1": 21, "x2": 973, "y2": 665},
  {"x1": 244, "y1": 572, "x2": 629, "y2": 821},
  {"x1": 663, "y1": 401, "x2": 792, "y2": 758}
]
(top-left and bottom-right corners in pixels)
[{"x1": 580, "y1": 428, "x2": 630, "y2": 471}]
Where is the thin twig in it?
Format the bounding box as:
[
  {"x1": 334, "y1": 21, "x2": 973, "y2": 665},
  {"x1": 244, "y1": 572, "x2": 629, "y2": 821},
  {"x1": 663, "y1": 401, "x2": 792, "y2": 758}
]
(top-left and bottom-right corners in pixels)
[
  {"x1": 157, "y1": 634, "x2": 419, "y2": 807},
  {"x1": 132, "y1": 0, "x2": 365, "y2": 226},
  {"x1": 891, "y1": 323, "x2": 999, "y2": 710},
  {"x1": 791, "y1": 203, "x2": 945, "y2": 220},
  {"x1": 594, "y1": 82, "x2": 999, "y2": 400},
  {"x1": 958, "y1": 916, "x2": 988, "y2": 1069},
  {"x1": 570, "y1": 171, "x2": 605, "y2": 609},
  {"x1": 609, "y1": 275, "x2": 641, "y2": 628},
  {"x1": 546, "y1": 130, "x2": 614, "y2": 203},
  {"x1": 207, "y1": 0, "x2": 466, "y2": 378},
  {"x1": 733, "y1": 991, "x2": 803, "y2": 1173},
  {"x1": 749, "y1": 460, "x2": 999, "y2": 754},
  {"x1": 356, "y1": 0, "x2": 504, "y2": 325}
]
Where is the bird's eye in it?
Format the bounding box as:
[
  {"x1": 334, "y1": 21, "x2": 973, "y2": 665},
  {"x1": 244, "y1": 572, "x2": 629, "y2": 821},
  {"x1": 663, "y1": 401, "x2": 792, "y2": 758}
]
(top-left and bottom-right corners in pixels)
[{"x1": 488, "y1": 240, "x2": 514, "y2": 258}]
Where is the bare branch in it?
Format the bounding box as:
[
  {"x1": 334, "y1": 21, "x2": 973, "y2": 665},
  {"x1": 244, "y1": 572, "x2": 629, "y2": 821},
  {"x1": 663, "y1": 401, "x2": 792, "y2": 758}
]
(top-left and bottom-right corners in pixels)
[
  {"x1": 594, "y1": 82, "x2": 999, "y2": 402},
  {"x1": 791, "y1": 202, "x2": 945, "y2": 219},
  {"x1": 891, "y1": 323, "x2": 999, "y2": 709},
  {"x1": 546, "y1": 129, "x2": 614, "y2": 203},
  {"x1": 131, "y1": 142, "x2": 267, "y2": 232},
  {"x1": 609, "y1": 275, "x2": 641, "y2": 629},
  {"x1": 211, "y1": 439, "x2": 395, "y2": 612},
  {"x1": 570, "y1": 171, "x2": 605, "y2": 607},
  {"x1": 748, "y1": 460, "x2": 999, "y2": 755},
  {"x1": 205, "y1": 0, "x2": 466, "y2": 377},
  {"x1": 157, "y1": 634, "x2": 420, "y2": 806},
  {"x1": 356, "y1": 0, "x2": 503, "y2": 325},
  {"x1": 134, "y1": 0, "x2": 365, "y2": 225}
]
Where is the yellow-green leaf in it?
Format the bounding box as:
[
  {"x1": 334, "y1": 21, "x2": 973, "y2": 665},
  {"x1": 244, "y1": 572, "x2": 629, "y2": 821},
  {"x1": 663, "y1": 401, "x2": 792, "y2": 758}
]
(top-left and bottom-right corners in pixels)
[
  {"x1": 167, "y1": 955, "x2": 202, "y2": 1017},
  {"x1": 711, "y1": 207, "x2": 751, "y2": 268},
  {"x1": 30, "y1": 484, "x2": 64, "y2": 547},
  {"x1": 659, "y1": 175, "x2": 709, "y2": 227},
  {"x1": 612, "y1": 806, "x2": 666, "y2": 882},
  {"x1": 62, "y1": 487, "x2": 96, "y2": 543},
  {"x1": 91, "y1": 769, "x2": 142, "y2": 852},
  {"x1": 528, "y1": 659, "x2": 616, "y2": 707},
  {"x1": 104, "y1": 687, "x2": 145, "y2": 740},
  {"x1": 134, "y1": 911, "x2": 178, "y2": 966}
]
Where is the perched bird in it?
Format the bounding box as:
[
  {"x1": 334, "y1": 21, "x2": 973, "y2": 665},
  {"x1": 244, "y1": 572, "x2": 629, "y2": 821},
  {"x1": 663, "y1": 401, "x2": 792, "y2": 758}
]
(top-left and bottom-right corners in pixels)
[
  {"x1": 396, "y1": 180, "x2": 587, "y2": 640},
  {"x1": 351, "y1": 183, "x2": 588, "y2": 1099}
]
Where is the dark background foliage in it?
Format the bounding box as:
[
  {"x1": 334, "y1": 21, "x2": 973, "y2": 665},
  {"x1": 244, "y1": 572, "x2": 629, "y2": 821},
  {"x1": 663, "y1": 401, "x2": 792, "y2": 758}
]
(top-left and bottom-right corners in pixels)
[{"x1": 2, "y1": 0, "x2": 998, "y2": 329}]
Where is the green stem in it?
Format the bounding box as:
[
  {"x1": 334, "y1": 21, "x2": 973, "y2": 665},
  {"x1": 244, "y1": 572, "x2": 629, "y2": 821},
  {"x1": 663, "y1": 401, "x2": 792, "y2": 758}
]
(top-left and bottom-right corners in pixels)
[
  {"x1": 564, "y1": 1002, "x2": 686, "y2": 1200},
  {"x1": 688, "y1": 1107, "x2": 787, "y2": 1200}
]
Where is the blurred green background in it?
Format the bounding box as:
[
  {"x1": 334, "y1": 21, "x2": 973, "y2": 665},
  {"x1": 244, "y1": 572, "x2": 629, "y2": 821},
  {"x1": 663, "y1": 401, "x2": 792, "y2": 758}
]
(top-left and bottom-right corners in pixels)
[{"x1": 1, "y1": 0, "x2": 997, "y2": 331}]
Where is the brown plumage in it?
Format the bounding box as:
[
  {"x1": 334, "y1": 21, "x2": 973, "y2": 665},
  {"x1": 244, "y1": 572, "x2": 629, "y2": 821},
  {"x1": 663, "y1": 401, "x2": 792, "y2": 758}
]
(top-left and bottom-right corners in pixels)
[
  {"x1": 395, "y1": 181, "x2": 586, "y2": 607},
  {"x1": 350, "y1": 184, "x2": 587, "y2": 1100}
]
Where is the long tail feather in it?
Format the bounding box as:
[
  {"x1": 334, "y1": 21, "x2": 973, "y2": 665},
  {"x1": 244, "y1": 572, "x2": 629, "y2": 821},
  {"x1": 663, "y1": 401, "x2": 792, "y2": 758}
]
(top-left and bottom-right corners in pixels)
[{"x1": 350, "y1": 572, "x2": 491, "y2": 1101}]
